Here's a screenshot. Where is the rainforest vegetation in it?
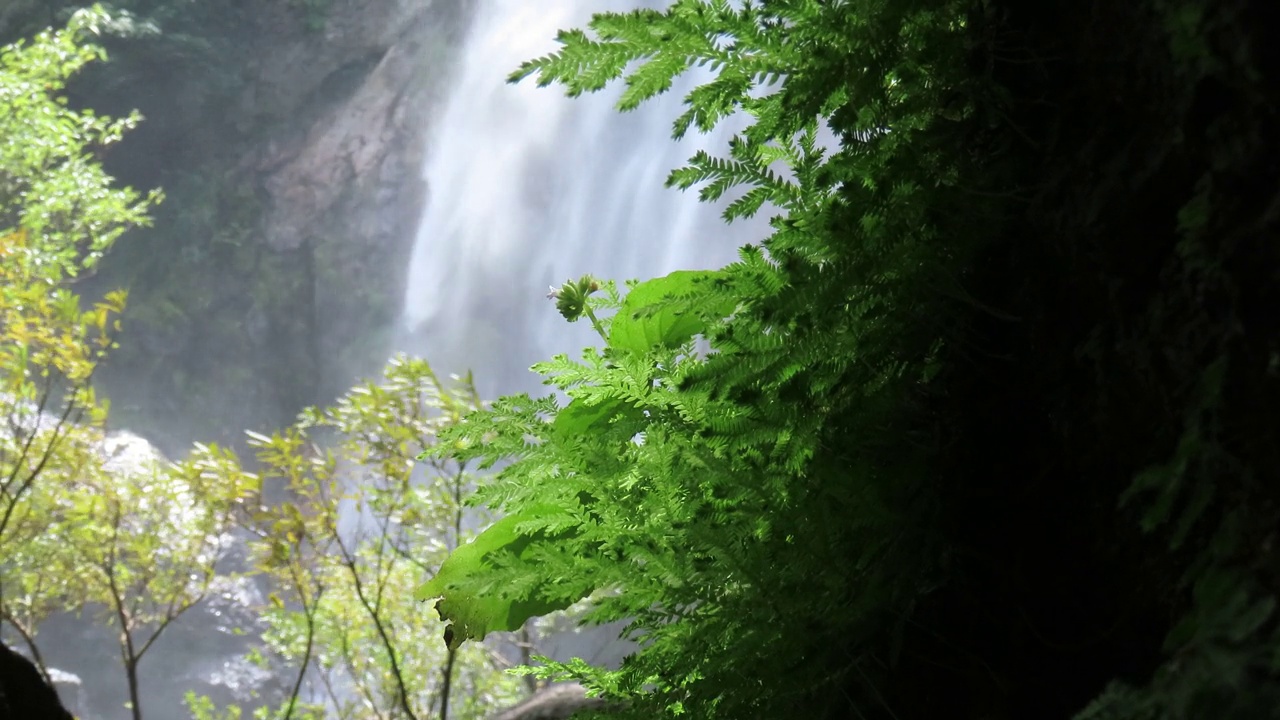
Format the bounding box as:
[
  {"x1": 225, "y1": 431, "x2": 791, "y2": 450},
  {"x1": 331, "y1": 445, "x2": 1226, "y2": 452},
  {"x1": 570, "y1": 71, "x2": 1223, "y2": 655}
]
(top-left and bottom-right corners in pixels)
[{"x1": 2, "y1": 0, "x2": 1278, "y2": 719}]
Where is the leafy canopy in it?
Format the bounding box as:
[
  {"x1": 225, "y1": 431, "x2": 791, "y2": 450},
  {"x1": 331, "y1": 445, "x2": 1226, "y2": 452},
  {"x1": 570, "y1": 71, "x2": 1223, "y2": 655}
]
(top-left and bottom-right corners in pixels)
[
  {"x1": 191, "y1": 356, "x2": 529, "y2": 720},
  {"x1": 0, "y1": 12, "x2": 230, "y2": 720},
  {"x1": 0, "y1": 4, "x2": 157, "y2": 555},
  {"x1": 0, "y1": 5, "x2": 159, "y2": 282}
]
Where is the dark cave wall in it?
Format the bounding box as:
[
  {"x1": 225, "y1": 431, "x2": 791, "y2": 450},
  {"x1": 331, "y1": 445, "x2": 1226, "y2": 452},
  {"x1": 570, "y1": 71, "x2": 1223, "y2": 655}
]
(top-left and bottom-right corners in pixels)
[{"x1": 880, "y1": 0, "x2": 1280, "y2": 717}]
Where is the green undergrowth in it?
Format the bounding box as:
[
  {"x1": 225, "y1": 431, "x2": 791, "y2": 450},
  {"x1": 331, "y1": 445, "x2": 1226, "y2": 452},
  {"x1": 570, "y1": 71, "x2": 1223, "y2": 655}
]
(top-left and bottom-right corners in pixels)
[
  {"x1": 418, "y1": 0, "x2": 1011, "y2": 717},
  {"x1": 405, "y1": 0, "x2": 1280, "y2": 718}
]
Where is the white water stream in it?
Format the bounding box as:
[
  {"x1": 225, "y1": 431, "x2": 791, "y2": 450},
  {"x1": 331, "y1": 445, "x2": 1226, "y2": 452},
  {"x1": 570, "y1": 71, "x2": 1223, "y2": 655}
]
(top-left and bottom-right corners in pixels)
[{"x1": 398, "y1": 0, "x2": 768, "y2": 399}]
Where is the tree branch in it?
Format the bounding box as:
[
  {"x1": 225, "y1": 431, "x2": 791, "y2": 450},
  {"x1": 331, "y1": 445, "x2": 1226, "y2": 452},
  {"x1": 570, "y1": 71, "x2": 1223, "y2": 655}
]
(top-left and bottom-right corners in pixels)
[{"x1": 333, "y1": 528, "x2": 419, "y2": 720}]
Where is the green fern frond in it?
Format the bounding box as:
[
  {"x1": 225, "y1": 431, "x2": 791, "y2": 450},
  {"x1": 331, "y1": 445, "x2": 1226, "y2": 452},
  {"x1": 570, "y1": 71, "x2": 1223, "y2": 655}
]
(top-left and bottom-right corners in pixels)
[
  {"x1": 722, "y1": 185, "x2": 774, "y2": 220},
  {"x1": 425, "y1": 1, "x2": 1010, "y2": 717},
  {"x1": 618, "y1": 50, "x2": 693, "y2": 110},
  {"x1": 672, "y1": 71, "x2": 754, "y2": 138}
]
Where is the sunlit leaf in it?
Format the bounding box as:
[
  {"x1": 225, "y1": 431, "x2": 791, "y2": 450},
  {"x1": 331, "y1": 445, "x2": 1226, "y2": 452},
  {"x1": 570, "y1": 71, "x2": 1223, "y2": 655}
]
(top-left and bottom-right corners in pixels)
[
  {"x1": 415, "y1": 505, "x2": 589, "y2": 650},
  {"x1": 608, "y1": 270, "x2": 734, "y2": 355}
]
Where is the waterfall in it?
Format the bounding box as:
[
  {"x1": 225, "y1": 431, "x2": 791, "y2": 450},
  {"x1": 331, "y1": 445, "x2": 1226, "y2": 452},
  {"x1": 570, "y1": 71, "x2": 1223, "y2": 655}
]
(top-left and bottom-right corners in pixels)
[{"x1": 398, "y1": 0, "x2": 768, "y2": 400}]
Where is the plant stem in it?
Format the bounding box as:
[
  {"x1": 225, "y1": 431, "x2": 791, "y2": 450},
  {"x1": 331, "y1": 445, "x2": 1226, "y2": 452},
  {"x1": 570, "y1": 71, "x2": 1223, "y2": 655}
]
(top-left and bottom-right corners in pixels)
[{"x1": 584, "y1": 306, "x2": 608, "y2": 343}]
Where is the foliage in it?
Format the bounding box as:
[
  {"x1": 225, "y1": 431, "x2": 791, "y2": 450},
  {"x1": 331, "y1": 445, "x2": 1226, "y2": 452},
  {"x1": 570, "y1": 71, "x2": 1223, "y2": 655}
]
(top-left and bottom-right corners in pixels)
[
  {"x1": 0, "y1": 9, "x2": 154, "y2": 572},
  {"x1": 1034, "y1": 1, "x2": 1280, "y2": 717},
  {"x1": 1, "y1": 20, "x2": 527, "y2": 718},
  {"x1": 0, "y1": 5, "x2": 159, "y2": 281},
  {"x1": 0, "y1": 10, "x2": 253, "y2": 720},
  {"x1": 0, "y1": 4, "x2": 152, "y2": 664},
  {"x1": 2, "y1": 0, "x2": 339, "y2": 455},
  {"x1": 417, "y1": 2, "x2": 990, "y2": 718},
  {"x1": 191, "y1": 355, "x2": 529, "y2": 720},
  {"x1": 26, "y1": 437, "x2": 255, "y2": 720},
  {"x1": 0, "y1": 12, "x2": 261, "y2": 720},
  {"x1": 416, "y1": 504, "x2": 587, "y2": 652},
  {"x1": 418, "y1": 0, "x2": 1279, "y2": 719},
  {"x1": 3, "y1": 1, "x2": 1276, "y2": 719}
]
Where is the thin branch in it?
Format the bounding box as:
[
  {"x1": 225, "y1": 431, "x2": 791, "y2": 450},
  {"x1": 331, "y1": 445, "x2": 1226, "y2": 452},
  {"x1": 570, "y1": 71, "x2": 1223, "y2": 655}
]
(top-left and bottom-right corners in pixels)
[
  {"x1": 440, "y1": 647, "x2": 457, "y2": 720},
  {"x1": 102, "y1": 516, "x2": 144, "y2": 720},
  {"x1": 518, "y1": 623, "x2": 538, "y2": 694},
  {"x1": 384, "y1": 537, "x2": 434, "y2": 575},
  {"x1": 281, "y1": 583, "x2": 323, "y2": 720},
  {"x1": 1, "y1": 611, "x2": 53, "y2": 686},
  {"x1": 133, "y1": 590, "x2": 205, "y2": 662},
  {"x1": 338, "y1": 630, "x2": 388, "y2": 720},
  {"x1": 333, "y1": 528, "x2": 420, "y2": 720},
  {"x1": 316, "y1": 663, "x2": 347, "y2": 718},
  {"x1": 0, "y1": 372, "x2": 81, "y2": 539},
  {"x1": 438, "y1": 462, "x2": 467, "y2": 718},
  {"x1": 370, "y1": 498, "x2": 399, "y2": 614},
  {"x1": 0, "y1": 372, "x2": 55, "y2": 500}
]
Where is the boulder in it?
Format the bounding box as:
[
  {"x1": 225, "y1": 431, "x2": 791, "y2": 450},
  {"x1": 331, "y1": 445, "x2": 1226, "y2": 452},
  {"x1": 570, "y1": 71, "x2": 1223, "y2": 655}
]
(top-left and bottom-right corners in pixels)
[{"x1": 0, "y1": 643, "x2": 75, "y2": 720}]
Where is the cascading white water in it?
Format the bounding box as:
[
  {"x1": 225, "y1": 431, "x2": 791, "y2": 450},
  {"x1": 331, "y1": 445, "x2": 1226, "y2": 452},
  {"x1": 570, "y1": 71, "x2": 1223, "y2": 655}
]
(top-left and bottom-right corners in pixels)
[{"x1": 399, "y1": 0, "x2": 769, "y2": 399}]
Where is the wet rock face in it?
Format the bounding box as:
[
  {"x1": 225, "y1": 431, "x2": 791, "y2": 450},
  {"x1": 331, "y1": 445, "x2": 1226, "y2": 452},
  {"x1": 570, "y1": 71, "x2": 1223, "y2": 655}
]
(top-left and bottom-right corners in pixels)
[
  {"x1": 226, "y1": 0, "x2": 479, "y2": 423},
  {"x1": 244, "y1": 0, "x2": 437, "y2": 125},
  {"x1": 248, "y1": 0, "x2": 446, "y2": 254}
]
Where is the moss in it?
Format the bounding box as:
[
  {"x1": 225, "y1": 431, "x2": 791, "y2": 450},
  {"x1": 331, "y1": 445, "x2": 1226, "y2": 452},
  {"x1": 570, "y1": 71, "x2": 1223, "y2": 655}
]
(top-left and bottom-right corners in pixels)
[{"x1": 287, "y1": 0, "x2": 333, "y2": 33}]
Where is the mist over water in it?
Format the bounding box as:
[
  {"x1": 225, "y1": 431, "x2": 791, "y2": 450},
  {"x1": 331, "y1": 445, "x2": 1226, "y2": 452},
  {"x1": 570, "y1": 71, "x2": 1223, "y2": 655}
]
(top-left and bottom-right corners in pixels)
[{"x1": 398, "y1": 0, "x2": 768, "y2": 399}]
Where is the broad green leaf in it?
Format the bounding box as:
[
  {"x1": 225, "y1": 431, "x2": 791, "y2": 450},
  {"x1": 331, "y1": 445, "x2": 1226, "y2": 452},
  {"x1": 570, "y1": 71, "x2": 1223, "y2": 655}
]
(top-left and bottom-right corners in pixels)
[
  {"x1": 553, "y1": 395, "x2": 645, "y2": 437},
  {"x1": 415, "y1": 506, "x2": 586, "y2": 650},
  {"x1": 608, "y1": 270, "x2": 733, "y2": 355}
]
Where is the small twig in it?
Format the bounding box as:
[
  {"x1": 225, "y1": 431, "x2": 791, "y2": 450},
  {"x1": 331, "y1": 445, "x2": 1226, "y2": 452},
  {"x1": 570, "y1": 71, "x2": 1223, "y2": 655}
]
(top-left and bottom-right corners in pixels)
[
  {"x1": 0, "y1": 611, "x2": 53, "y2": 686},
  {"x1": 281, "y1": 582, "x2": 323, "y2": 720}
]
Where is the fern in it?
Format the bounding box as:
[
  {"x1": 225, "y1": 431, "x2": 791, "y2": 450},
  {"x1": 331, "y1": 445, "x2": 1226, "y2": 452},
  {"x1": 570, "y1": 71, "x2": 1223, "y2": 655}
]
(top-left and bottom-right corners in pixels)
[{"x1": 420, "y1": 1, "x2": 1002, "y2": 718}]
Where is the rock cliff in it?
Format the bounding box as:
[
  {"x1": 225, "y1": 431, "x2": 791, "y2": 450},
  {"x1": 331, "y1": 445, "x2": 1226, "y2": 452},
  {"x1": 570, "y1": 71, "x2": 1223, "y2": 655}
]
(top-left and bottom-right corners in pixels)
[{"x1": 45, "y1": 0, "x2": 478, "y2": 454}]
